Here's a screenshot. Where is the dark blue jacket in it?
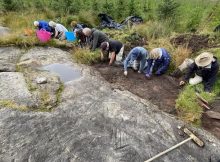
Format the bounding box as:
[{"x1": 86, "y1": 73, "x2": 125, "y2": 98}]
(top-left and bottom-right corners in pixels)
[
  {"x1": 146, "y1": 48, "x2": 171, "y2": 75},
  {"x1": 38, "y1": 20, "x2": 51, "y2": 32},
  {"x1": 184, "y1": 57, "x2": 219, "y2": 92}
]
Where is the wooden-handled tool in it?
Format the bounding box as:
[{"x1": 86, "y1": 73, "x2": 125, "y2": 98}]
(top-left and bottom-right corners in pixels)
[{"x1": 145, "y1": 127, "x2": 204, "y2": 162}]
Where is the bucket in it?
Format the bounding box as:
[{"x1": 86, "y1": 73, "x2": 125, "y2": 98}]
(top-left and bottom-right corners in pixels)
[
  {"x1": 65, "y1": 32, "x2": 76, "y2": 42},
  {"x1": 36, "y1": 30, "x2": 51, "y2": 42}
]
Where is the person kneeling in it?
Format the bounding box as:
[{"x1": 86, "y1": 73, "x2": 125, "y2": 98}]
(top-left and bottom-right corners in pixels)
[
  {"x1": 100, "y1": 40, "x2": 124, "y2": 66},
  {"x1": 123, "y1": 47, "x2": 148, "y2": 76},
  {"x1": 145, "y1": 48, "x2": 171, "y2": 79},
  {"x1": 179, "y1": 52, "x2": 219, "y2": 92}
]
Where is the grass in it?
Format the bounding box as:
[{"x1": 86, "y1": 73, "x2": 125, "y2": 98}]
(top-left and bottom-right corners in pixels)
[
  {"x1": 56, "y1": 83, "x2": 64, "y2": 105},
  {"x1": 72, "y1": 48, "x2": 100, "y2": 65},
  {"x1": 0, "y1": 100, "x2": 28, "y2": 111}
]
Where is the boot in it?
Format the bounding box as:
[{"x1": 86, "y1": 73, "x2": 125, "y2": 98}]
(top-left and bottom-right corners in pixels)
[{"x1": 169, "y1": 69, "x2": 182, "y2": 78}]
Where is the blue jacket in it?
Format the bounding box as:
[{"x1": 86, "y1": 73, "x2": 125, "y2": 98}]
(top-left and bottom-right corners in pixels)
[
  {"x1": 38, "y1": 20, "x2": 51, "y2": 32},
  {"x1": 124, "y1": 47, "x2": 148, "y2": 72},
  {"x1": 146, "y1": 48, "x2": 171, "y2": 75}
]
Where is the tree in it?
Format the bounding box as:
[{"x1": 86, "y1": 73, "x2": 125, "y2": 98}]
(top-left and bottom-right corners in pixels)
[{"x1": 157, "y1": 0, "x2": 180, "y2": 20}]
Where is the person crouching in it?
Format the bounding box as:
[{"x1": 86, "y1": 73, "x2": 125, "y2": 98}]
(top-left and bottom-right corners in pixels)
[
  {"x1": 179, "y1": 52, "x2": 219, "y2": 92},
  {"x1": 145, "y1": 48, "x2": 171, "y2": 79},
  {"x1": 123, "y1": 47, "x2": 148, "y2": 76},
  {"x1": 100, "y1": 40, "x2": 124, "y2": 66}
]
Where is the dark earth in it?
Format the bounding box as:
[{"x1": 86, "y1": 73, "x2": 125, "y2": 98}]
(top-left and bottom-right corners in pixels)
[{"x1": 94, "y1": 63, "x2": 220, "y2": 139}]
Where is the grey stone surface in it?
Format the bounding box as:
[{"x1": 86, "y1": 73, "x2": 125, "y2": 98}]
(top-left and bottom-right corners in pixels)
[
  {"x1": 0, "y1": 72, "x2": 36, "y2": 107},
  {"x1": 19, "y1": 47, "x2": 72, "y2": 66},
  {"x1": 0, "y1": 47, "x2": 22, "y2": 72},
  {"x1": 35, "y1": 77, "x2": 47, "y2": 84},
  {"x1": 0, "y1": 62, "x2": 219, "y2": 162},
  {"x1": 0, "y1": 26, "x2": 10, "y2": 37}
]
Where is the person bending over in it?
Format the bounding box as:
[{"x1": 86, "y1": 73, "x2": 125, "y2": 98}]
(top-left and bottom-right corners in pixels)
[
  {"x1": 179, "y1": 52, "x2": 219, "y2": 92},
  {"x1": 82, "y1": 28, "x2": 109, "y2": 51},
  {"x1": 49, "y1": 21, "x2": 68, "y2": 40},
  {"x1": 145, "y1": 48, "x2": 171, "y2": 79},
  {"x1": 123, "y1": 47, "x2": 148, "y2": 76},
  {"x1": 100, "y1": 40, "x2": 124, "y2": 66}
]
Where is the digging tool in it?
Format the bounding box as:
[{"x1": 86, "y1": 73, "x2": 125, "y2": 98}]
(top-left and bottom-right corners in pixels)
[
  {"x1": 196, "y1": 92, "x2": 213, "y2": 110},
  {"x1": 145, "y1": 127, "x2": 204, "y2": 162}
]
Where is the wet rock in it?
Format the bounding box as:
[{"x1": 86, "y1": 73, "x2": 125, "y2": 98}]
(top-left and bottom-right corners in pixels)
[
  {"x1": 0, "y1": 26, "x2": 10, "y2": 37},
  {"x1": 35, "y1": 77, "x2": 47, "y2": 84},
  {"x1": 0, "y1": 47, "x2": 22, "y2": 72}
]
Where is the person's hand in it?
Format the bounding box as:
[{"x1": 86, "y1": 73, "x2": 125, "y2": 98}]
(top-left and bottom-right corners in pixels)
[
  {"x1": 145, "y1": 74, "x2": 151, "y2": 79},
  {"x1": 155, "y1": 71, "x2": 161, "y2": 76},
  {"x1": 179, "y1": 81, "x2": 185, "y2": 86},
  {"x1": 124, "y1": 71, "x2": 128, "y2": 76},
  {"x1": 138, "y1": 70, "x2": 141, "y2": 73}
]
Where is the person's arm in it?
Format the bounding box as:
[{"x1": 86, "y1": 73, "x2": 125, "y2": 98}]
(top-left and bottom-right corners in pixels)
[
  {"x1": 109, "y1": 52, "x2": 116, "y2": 65},
  {"x1": 183, "y1": 63, "x2": 196, "y2": 81},
  {"x1": 124, "y1": 53, "x2": 131, "y2": 71},
  {"x1": 204, "y1": 63, "x2": 219, "y2": 92},
  {"x1": 145, "y1": 59, "x2": 153, "y2": 75},
  {"x1": 90, "y1": 33, "x2": 98, "y2": 51},
  {"x1": 156, "y1": 58, "x2": 170, "y2": 75}
]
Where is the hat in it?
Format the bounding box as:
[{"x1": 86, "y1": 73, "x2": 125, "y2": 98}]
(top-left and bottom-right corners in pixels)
[
  {"x1": 195, "y1": 52, "x2": 213, "y2": 67},
  {"x1": 82, "y1": 28, "x2": 92, "y2": 36},
  {"x1": 34, "y1": 21, "x2": 39, "y2": 26},
  {"x1": 100, "y1": 42, "x2": 109, "y2": 51},
  {"x1": 149, "y1": 48, "x2": 160, "y2": 59},
  {"x1": 49, "y1": 21, "x2": 57, "y2": 28}
]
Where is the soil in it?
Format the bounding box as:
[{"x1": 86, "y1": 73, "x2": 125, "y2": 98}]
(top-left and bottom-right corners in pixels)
[
  {"x1": 94, "y1": 64, "x2": 180, "y2": 114},
  {"x1": 170, "y1": 34, "x2": 210, "y2": 53},
  {"x1": 94, "y1": 64, "x2": 220, "y2": 139},
  {"x1": 202, "y1": 99, "x2": 220, "y2": 139}
]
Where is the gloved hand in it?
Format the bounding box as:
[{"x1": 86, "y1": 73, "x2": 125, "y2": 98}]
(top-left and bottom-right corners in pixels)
[
  {"x1": 124, "y1": 71, "x2": 128, "y2": 76},
  {"x1": 145, "y1": 74, "x2": 151, "y2": 79},
  {"x1": 138, "y1": 70, "x2": 141, "y2": 73},
  {"x1": 179, "y1": 80, "x2": 185, "y2": 86},
  {"x1": 155, "y1": 71, "x2": 161, "y2": 76}
]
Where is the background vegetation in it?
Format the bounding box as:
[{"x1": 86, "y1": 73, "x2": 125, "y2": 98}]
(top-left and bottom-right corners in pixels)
[{"x1": 0, "y1": 0, "x2": 220, "y2": 125}]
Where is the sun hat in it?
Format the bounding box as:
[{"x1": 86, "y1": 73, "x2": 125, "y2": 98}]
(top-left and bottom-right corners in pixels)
[
  {"x1": 195, "y1": 52, "x2": 214, "y2": 67},
  {"x1": 82, "y1": 28, "x2": 92, "y2": 36},
  {"x1": 34, "y1": 21, "x2": 39, "y2": 26},
  {"x1": 49, "y1": 21, "x2": 57, "y2": 28},
  {"x1": 149, "y1": 48, "x2": 161, "y2": 59},
  {"x1": 100, "y1": 42, "x2": 109, "y2": 51}
]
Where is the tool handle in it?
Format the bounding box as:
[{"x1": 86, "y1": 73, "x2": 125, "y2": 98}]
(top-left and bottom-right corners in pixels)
[{"x1": 145, "y1": 137, "x2": 192, "y2": 162}]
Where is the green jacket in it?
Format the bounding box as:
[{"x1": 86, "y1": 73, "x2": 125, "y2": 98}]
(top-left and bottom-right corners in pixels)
[{"x1": 90, "y1": 29, "x2": 109, "y2": 51}]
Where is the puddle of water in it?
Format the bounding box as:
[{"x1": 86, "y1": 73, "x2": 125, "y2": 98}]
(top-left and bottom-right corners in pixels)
[{"x1": 42, "y1": 63, "x2": 81, "y2": 83}]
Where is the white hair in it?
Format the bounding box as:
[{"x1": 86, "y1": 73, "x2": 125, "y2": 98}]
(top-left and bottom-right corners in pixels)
[
  {"x1": 34, "y1": 21, "x2": 39, "y2": 26},
  {"x1": 49, "y1": 21, "x2": 57, "y2": 28}
]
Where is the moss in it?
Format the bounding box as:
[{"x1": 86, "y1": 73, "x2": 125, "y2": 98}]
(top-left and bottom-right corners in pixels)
[
  {"x1": 0, "y1": 100, "x2": 28, "y2": 111},
  {"x1": 56, "y1": 83, "x2": 64, "y2": 105}
]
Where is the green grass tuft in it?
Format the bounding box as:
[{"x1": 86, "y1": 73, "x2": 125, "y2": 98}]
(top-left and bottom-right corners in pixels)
[{"x1": 72, "y1": 48, "x2": 101, "y2": 65}]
